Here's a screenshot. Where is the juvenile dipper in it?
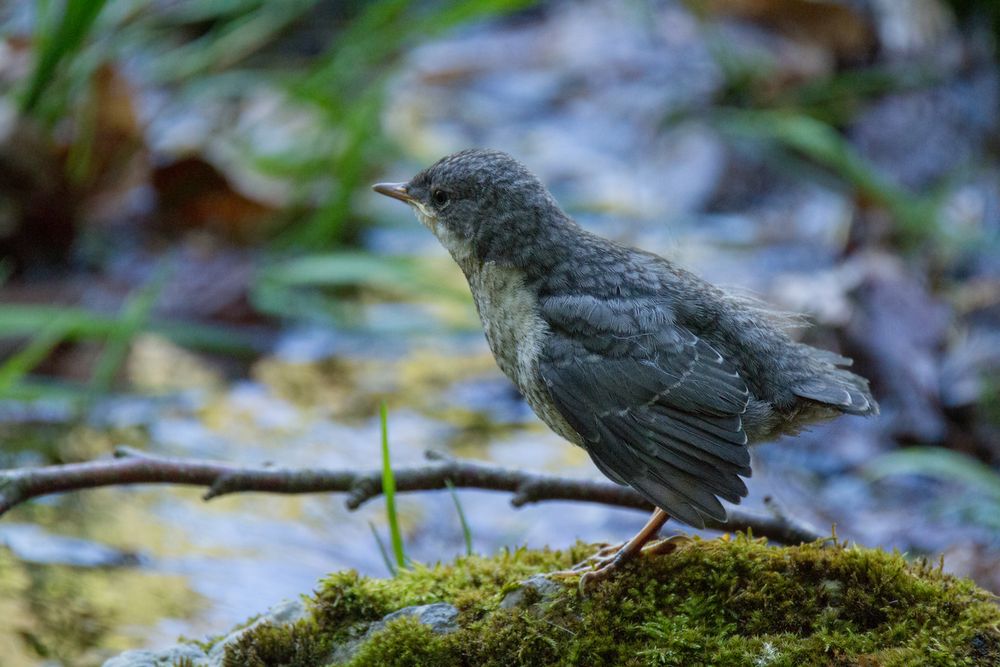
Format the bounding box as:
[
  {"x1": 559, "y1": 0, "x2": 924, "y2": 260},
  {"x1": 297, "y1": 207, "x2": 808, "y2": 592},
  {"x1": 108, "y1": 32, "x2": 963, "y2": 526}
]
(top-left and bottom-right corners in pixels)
[{"x1": 374, "y1": 149, "x2": 877, "y2": 582}]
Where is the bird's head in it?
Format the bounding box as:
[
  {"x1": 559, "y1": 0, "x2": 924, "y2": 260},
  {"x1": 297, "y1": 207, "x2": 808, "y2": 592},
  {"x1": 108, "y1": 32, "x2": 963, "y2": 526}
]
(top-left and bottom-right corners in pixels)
[{"x1": 373, "y1": 149, "x2": 568, "y2": 270}]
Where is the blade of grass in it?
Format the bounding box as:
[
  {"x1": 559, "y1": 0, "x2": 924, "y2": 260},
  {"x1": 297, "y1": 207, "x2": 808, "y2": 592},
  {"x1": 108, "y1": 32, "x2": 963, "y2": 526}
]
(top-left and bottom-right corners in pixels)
[
  {"x1": 258, "y1": 252, "x2": 471, "y2": 303},
  {"x1": 712, "y1": 109, "x2": 938, "y2": 243},
  {"x1": 867, "y1": 447, "x2": 1000, "y2": 501},
  {"x1": 0, "y1": 377, "x2": 97, "y2": 401},
  {"x1": 150, "y1": 0, "x2": 317, "y2": 83},
  {"x1": 22, "y1": 0, "x2": 110, "y2": 114},
  {"x1": 368, "y1": 521, "x2": 397, "y2": 576},
  {"x1": 380, "y1": 401, "x2": 407, "y2": 571},
  {"x1": 0, "y1": 305, "x2": 263, "y2": 355},
  {"x1": 90, "y1": 263, "x2": 170, "y2": 393},
  {"x1": 272, "y1": 0, "x2": 533, "y2": 248},
  {"x1": 445, "y1": 480, "x2": 473, "y2": 556},
  {"x1": 0, "y1": 317, "x2": 69, "y2": 395}
]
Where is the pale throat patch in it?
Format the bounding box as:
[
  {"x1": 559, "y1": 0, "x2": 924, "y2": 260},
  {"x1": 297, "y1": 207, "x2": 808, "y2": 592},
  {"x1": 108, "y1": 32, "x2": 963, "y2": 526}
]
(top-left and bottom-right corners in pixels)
[
  {"x1": 410, "y1": 201, "x2": 437, "y2": 232},
  {"x1": 408, "y1": 203, "x2": 476, "y2": 271}
]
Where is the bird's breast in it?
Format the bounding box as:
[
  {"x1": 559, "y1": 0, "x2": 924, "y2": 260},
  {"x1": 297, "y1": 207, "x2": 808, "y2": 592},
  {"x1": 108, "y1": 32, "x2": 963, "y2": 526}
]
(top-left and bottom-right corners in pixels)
[
  {"x1": 467, "y1": 263, "x2": 580, "y2": 443},
  {"x1": 468, "y1": 264, "x2": 544, "y2": 388}
]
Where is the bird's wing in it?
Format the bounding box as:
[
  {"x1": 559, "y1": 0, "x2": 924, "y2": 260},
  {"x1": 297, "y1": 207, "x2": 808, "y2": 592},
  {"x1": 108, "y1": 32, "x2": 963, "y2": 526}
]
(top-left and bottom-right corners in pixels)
[{"x1": 538, "y1": 294, "x2": 751, "y2": 527}]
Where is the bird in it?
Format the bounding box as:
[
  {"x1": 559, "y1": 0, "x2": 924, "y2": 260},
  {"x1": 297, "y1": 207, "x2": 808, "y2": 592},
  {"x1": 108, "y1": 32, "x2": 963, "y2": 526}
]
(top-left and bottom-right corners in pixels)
[{"x1": 373, "y1": 148, "x2": 878, "y2": 585}]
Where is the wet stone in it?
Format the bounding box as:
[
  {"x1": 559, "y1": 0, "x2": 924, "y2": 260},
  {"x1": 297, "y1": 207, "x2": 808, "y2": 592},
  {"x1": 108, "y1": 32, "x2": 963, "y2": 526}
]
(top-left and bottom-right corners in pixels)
[
  {"x1": 207, "y1": 598, "x2": 310, "y2": 661},
  {"x1": 376, "y1": 602, "x2": 460, "y2": 635},
  {"x1": 0, "y1": 523, "x2": 142, "y2": 568},
  {"x1": 102, "y1": 598, "x2": 309, "y2": 667},
  {"x1": 499, "y1": 573, "x2": 565, "y2": 610},
  {"x1": 330, "y1": 602, "x2": 460, "y2": 664},
  {"x1": 102, "y1": 644, "x2": 209, "y2": 667}
]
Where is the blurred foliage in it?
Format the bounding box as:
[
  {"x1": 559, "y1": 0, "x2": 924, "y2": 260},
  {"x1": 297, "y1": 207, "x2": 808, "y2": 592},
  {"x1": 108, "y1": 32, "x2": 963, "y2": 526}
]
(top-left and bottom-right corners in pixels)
[
  {"x1": 264, "y1": 0, "x2": 535, "y2": 248},
  {"x1": 0, "y1": 316, "x2": 68, "y2": 397},
  {"x1": 687, "y1": 1, "x2": 966, "y2": 250},
  {"x1": 0, "y1": 300, "x2": 259, "y2": 400},
  {"x1": 711, "y1": 109, "x2": 940, "y2": 245},
  {"x1": 868, "y1": 447, "x2": 1000, "y2": 531},
  {"x1": 0, "y1": 258, "x2": 254, "y2": 401},
  {"x1": 711, "y1": 57, "x2": 933, "y2": 128},
  {"x1": 946, "y1": 0, "x2": 1000, "y2": 41},
  {"x1": 253, "y1": 251, "x2": 473, "y2": 329},
  {"x1": 1, "y1": 0, "x2": 527, "y2": 398},
  {"x1": 88, "y1": 261, "x2": 168, "y2": 394},
  {"x1": 20, "y1": 0, "x2": 110, "y2": 118},
  {"x1": 16, "y1": 0, "x2": 532, "y2": 245}
]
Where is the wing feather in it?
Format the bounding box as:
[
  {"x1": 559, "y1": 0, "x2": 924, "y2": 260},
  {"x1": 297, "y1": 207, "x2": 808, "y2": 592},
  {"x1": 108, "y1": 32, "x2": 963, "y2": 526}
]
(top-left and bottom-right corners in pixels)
[{"x1": 539, "y1": 295, "x2": 752, "y2": 527}]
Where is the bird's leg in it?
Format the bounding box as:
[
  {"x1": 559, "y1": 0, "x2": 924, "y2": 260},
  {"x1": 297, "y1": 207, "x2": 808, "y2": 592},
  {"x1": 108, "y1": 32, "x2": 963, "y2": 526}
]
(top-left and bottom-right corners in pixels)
[
  {"x1": 549, "y1": 509, "x2": 673, "y2": 586},
  {"x1": 577, "y1": 508, "x2": 670, "y2": 587}
]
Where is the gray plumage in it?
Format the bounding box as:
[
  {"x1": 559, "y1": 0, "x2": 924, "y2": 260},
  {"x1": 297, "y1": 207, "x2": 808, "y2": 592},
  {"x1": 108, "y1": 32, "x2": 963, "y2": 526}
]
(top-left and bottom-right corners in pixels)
[{"x1": 374, "y1": 149, "x2": 878, "y2": 528}]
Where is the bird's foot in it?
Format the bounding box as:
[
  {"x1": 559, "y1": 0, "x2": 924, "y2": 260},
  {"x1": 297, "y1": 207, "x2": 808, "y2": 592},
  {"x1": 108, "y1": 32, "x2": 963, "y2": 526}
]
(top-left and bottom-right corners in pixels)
[
  {"x1": 547, "y1": 535, "x2": 692, "y2": 592},
  {"x1": 546, "y1": 542, "x2": 625, "y2": 579},
  {"x1": 576, "y1": 535, "x2": 691, "y2": 590}
]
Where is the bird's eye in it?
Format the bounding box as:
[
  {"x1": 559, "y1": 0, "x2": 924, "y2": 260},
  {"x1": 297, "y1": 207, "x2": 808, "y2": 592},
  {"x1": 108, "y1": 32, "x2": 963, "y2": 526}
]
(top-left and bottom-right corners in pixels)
[{"x1": 432, "y1": 189, "x2": 449, "y2": 206}]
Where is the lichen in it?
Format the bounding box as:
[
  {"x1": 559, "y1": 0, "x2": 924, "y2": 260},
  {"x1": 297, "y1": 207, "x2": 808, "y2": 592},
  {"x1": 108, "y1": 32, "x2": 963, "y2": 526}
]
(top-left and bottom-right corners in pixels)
[{"x1": 220, "y1": 536, "x2": 1000, "y2": 667}]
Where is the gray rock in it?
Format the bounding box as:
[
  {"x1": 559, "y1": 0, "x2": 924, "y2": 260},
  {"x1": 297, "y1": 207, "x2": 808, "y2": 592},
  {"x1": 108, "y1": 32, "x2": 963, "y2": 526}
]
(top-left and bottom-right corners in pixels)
[
  {"x1": 499, "y1": 574, "x2": 564, "y2": 610},
  {"x1": 102, "y1": 644, "x2": 209, "y2": 667},
  {"x1": 371, "y1": 602, "x2": 459, "y2": 636},
  {"x1": 208, "y1": 598, "x2": 309, "y2": 660},
  {"x1": 102, "y1": 598, "x2": 308, "y2": 667},
  {"x1": 328, "y1": 602, "x2": 460, "y2": 664},
  {"x1": 0, "y1": 523, "x2": 141, "y2": 568}
]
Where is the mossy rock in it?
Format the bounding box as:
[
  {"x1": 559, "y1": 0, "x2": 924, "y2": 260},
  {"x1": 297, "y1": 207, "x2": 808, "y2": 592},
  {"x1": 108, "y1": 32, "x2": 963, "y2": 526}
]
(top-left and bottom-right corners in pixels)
[{"x1": 206, "y1": 536, "x2": 1000, "y2": 666}]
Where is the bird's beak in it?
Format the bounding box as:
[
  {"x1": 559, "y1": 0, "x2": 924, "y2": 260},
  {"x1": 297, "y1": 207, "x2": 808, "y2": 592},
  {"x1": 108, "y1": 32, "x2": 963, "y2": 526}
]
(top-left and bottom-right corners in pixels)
[{"x1": 372, "y1": 182, "x2": 414, "y2": 204}]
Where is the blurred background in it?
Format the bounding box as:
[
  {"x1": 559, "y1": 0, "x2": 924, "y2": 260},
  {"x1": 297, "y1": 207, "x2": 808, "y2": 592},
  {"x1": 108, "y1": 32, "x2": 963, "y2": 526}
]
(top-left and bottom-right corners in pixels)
[{"x1": 1, "y1": 0, "x2": 999, "y2": 664}]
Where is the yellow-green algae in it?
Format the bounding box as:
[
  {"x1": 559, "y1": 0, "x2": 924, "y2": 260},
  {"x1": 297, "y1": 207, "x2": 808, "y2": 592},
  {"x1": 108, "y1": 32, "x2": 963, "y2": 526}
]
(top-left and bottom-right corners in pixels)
[
  {"x1": 219, "y1": 536, "x2": 1000, "y2": 667},
  {"x1": 0, "y1": 546, "x2": 198, "y2": 667}
]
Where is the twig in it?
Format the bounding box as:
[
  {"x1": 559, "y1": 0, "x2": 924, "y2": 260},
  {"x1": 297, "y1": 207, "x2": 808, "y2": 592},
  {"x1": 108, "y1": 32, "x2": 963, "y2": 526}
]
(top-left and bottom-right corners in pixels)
[{"x1": 0, "y1": 448, "x2": 823, "y2": 545}]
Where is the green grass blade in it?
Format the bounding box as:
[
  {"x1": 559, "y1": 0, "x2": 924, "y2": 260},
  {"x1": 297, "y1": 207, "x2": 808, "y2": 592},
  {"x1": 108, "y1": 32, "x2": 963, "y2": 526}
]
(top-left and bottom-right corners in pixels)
[
  {"x1": 867, "y1": 447, "x2": 1000, "y2": 501},
  {"x1": 22, "y1": 0, "x2": 110, "y2": 114},
  {"x1": 0, "y1": 304, "x2": 262, "y2": 355},
  {"x1": 368, "y1": 521, "x2": 396, "y2": 576},
  {"x1": 0, "y1": 377, "x2": 96, "y2": 401},
  {"x1": 272, "y1": 0, "x2": 534, "y2": 248},
  {"x1": 90, "y1": 262, "x2": 170, "y2": 392},
  {"x1": 150, "y1": 0, "x2": 317, "y2": 83},
  {"x1": 712, "y1": 109, "x2": 937, "y2": 243},
  {"x1": 380, "y1": 401, "x2": 407, "y2": 571},
  {"x1": 445, "y1": 480, "x2": 473, "y2": 556},
  {"x1": 0, "y1": 317, "x2": 69, "y2": 395},
  {"x1": 257, "y1": 251, "x2": 471, "y2": 303}
]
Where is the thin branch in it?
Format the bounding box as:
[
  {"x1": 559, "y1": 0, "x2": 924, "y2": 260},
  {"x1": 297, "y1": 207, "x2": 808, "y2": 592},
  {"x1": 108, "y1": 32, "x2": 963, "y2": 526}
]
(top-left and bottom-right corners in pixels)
[{"x1": 0, "y1": 448, "x2": 823, "y2": 545}]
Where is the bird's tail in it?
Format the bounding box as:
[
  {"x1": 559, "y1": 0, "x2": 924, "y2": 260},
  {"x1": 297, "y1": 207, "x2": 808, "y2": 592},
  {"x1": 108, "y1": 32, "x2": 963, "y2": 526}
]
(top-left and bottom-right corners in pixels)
[{"x1": 791, "y1": 348, "x2": 879, "y2": 416}]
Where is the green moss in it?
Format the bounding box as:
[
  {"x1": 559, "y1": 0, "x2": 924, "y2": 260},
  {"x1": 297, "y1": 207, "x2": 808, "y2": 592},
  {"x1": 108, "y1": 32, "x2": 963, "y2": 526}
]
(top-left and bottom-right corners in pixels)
[
  {"x1": 222, "y1": 537, "x2": 1000, "y2": 667},
  {"x1": 221, "y1": 619, "x2": 333, "y2": 667},
  {"x1": 350, "y1": 617, "x2": 448, "y2": 667}
]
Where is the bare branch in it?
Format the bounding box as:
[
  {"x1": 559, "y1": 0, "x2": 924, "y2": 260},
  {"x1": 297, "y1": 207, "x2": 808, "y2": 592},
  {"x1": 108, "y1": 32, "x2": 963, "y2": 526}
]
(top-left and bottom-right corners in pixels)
[{"x1": 0, "y1": 448, "x2": 823, "y2": 545}]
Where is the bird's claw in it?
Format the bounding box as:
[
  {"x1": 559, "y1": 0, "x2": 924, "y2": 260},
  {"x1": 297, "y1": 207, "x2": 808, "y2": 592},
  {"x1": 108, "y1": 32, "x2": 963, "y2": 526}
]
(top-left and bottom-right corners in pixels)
[
  {"x1": 546, "y1": 535, "x2": 692, "y2": 592},
  {"x1": 546, "y1": 542, "x2": 624, "y2": 580}
]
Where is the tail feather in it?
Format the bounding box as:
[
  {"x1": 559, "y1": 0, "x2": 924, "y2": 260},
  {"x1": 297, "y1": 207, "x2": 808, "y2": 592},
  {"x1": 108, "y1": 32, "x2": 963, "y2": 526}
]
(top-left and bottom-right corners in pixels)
[{"x1": 792, "y1": 353, "x2": 879, "y2": 417}]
